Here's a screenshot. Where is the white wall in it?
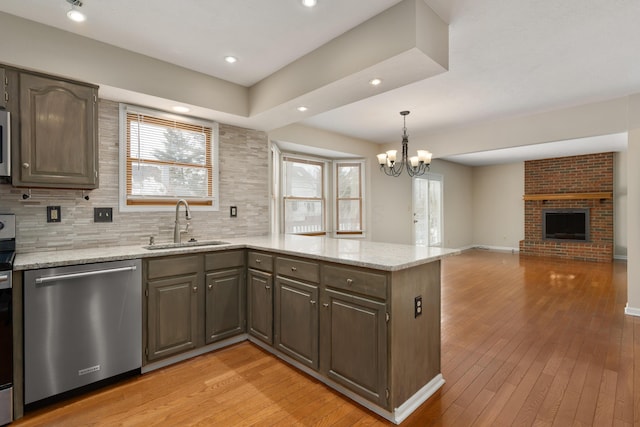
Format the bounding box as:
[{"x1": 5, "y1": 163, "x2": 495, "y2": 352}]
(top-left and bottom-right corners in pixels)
[
  {"x1": 471, "y1": 163, "x2": 524, "y2": 251},
  {"x1": 614, "y1": 151, "x2": 628, "y2": 258},
  {"x1": 626, "y1": 94, "x2": 640, "y2": 313}
]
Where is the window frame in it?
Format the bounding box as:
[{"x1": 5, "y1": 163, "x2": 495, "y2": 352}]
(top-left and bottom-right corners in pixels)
[
  {"x1": 281, "y1": 155, "x2": 328, "y2": 236},
  {"x1": 334, "y1": 160, "x2": 365, "y2": 236},
  {"x1": 118, "y1": 103, "x2": 219, "y2": 213}
]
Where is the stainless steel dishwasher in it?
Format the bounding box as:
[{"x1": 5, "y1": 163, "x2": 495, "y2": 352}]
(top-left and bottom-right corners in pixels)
[{"x1": 24, "y1": 259, "x2": 142, "y2": 405}]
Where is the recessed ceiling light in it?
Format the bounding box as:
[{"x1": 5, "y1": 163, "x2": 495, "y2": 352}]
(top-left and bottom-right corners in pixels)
[
  {"x1": 224, "y1": 56, "x2": 238, "y2": 64},
  {"x1": 66, "y1": 0, "x2": 86, "y2": 22},
  {"x1": 67, "y1": 9, "x2": 86, "y2": 22},
  {"x1": 301, "y1": 0, "x2": 317, "y2": 7},
  {"x1": 172, "y1": 106, "x2": 190, "y2": 113},
  {"x1": 297, "y1": 106, "x2": 308, "y2": 112},
  {"x1": 369, "y1": 78, "x2": 382, "y2": 86}
]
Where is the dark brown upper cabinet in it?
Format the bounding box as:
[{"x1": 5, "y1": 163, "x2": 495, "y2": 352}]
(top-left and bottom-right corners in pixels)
[{"x1": 14, "y1": 71, "x2": 98, "y2": 189}]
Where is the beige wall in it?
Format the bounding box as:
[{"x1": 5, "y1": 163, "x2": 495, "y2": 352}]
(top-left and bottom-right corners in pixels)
[
  {"x1": 471, "y1": 163, "x2": 524, "y2": 250},
  {"x1": 626, "y1": 94, "x2": 640, "y2": 313},
  {"x1": 423, "y1": 97, "x2": 629, "y2": 158},
  {"x1": 614, "y1": 151, "x2": 628, "y2": 258},
  {"x1": 429, "y1": 160, "x2": 474, "y2": 249}
]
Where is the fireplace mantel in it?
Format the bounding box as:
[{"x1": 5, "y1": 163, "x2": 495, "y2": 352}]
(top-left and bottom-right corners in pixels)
[{"x1": 522, "y1": 192, "x2": 612, "y2": 201}]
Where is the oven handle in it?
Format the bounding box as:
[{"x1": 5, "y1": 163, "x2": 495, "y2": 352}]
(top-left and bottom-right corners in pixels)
[
  {"x1": 0, "y1": 273, "x2": 10, "y2": 289},
  {"x1": 34, "y1": 265, "x2": 138, "y2": 284}
]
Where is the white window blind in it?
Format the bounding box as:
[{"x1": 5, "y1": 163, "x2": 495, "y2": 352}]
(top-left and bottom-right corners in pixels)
[{"x1": 123, "y1": 107, "x2": 216, "y2": 206}]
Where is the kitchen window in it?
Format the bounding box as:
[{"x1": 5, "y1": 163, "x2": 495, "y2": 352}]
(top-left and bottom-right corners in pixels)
[
  {"x1": 119, "y1": 104, "x2": 219, "y2": 211},
  {"x1": 282, "y1": 156, "x2": 326, "y2": 235},
  {"x1": 335, "y1": 161, "x2": 364, "y2": 235}
]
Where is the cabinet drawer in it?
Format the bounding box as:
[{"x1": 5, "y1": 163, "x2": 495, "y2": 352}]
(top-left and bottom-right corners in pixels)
[
  {"x1": 147, "y1": 255, "x2": 200, "y2": 279},
  {"x1": 248, "y1": 251, "x2": 273, "y2": 272},
  {"x1": 322, "y1": 265, "x2": 387, "y2": 300},
  {"x1": 205, "y1": 250, "x2": 245, "y2": 271},
  {"x1": 277, "y1": 257, "x2": 319, "y2": 283}
]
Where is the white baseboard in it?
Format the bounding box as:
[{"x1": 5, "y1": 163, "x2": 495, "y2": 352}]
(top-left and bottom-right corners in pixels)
[
  {"x1": 471, "y1": 245, "x2": 519, "y2": 253},
  {"x1": 392, "y1": 374, "x2": 445, "y2": 424},
  {"x1": 625, "y1": 305, "x2": 640, "y2": 317}
]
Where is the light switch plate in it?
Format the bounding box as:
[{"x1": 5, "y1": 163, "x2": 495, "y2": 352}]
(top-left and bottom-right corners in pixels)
[
  {"x1": 47, "y1": 206, "x2": 61, "y2": 223},
  {"x1": 230, "y1": 206, "x2": 237, "y2": 217},
  {"x1": 94, "y1": 207, "x2": 113, "y2": 223}
]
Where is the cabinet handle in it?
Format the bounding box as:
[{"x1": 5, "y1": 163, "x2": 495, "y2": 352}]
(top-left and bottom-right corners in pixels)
[
  {"x1": 265, "y1": 285, "x2": 271, "y2": 290},
  {"x1": 346, "y1": 278, "x2": 353, "y2": 285},
  {"x1": 192, "y1": 286, "x2": 198, "y2": 293},
  {"x1": 208, "y1": 284, "x2": 213, "y2": 290},
  {"x1": 322, "y1": 303, "x2": 329, "y2": 308},
  {"x1": 22, "y1": 162, "x2": 30, "y2": 169},
  {"x1": 255, "y1": 259, "x2": 261, "y2": 263},
  {"x1": 310, "y1": 300, "x2": 316, "y2": 305},
  {"x1": 291, "y1": 266, "x2": 297, "y2": 272}
]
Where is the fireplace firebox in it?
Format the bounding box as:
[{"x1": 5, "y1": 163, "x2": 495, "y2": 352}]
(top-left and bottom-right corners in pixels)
[{"x1": 542, "y1": 209, "x2": 589, "y2": 242}]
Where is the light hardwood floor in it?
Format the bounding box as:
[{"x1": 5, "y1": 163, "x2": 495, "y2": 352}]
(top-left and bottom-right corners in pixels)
[{"x1": 13, "y1": 250, "x2": 634, "y2": 426}]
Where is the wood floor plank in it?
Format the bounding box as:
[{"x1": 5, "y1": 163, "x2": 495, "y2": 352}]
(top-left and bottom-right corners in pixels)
[{"x1": 12, "y1": 250, "x2": 633, "y2": 427}]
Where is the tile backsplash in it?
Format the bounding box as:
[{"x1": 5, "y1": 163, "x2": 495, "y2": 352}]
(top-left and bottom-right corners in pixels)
[{"x1": 0, "y1": 99, "x2": 270, "y2": 253}]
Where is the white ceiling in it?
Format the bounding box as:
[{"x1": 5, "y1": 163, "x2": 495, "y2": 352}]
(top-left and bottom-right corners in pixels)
[{"x1": 1, "y1": 0, "x2": 638, "y2": 164}]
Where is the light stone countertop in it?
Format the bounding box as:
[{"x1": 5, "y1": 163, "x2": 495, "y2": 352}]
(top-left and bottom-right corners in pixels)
[{"x1": 13, "y1": 234, "x2": 460, "y2": 272}]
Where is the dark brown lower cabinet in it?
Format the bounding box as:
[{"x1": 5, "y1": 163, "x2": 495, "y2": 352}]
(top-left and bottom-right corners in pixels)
[
  {"x1": 205, "y1": 267, "x2": 245, "y2": 344},
  {"x1": 320, "y1": 288, "x2": 388, "y2": 408},
  {"x1": 147, "y1": 273, "x2": 199, "y2": 361},
  {"x1": 274, "y1": 276, "x2": 319, "y2": 370},
  {"x1": 144, "y1": 250, "x2": 246, "y2": 364},
  {"x1": 247, "y1": 268, "x2": 273, "y2": 344}
]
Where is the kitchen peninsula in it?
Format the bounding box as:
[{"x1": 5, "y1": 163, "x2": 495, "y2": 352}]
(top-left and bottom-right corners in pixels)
[{"x1": 13, "y1": 235, "x2": 458, "y2": 424}]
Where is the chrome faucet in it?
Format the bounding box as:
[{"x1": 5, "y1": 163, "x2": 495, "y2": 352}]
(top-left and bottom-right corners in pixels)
[{"x1": 173, "y1": 199, "x2": 192, "y2": 243}]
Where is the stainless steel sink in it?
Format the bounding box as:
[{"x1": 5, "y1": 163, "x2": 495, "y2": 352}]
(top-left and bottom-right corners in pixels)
[{"x1": 143, "y1": 240, "x2": 229, "y2": 250}]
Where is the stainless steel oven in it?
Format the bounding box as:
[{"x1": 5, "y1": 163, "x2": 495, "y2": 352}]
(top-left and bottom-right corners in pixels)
[
  {"x1": 0, "y1": 214, "x2": 15, "y2": 425},
  {"x1": 0, "y1": 111, "x2": 10, "y2": 178}
]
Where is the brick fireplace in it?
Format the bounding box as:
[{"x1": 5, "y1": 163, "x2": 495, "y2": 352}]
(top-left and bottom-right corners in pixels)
[{"x1": 519, "y1": 152, "x2": 614, "y2": 262}]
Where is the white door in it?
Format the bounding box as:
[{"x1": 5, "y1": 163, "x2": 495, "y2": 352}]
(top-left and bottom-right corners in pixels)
[{"x1": 412, "y1": 174, "x2": 443, "y2": 247}]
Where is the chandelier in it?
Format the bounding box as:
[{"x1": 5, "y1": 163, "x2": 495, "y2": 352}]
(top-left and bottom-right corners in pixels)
[{"x1": 376, "y1": 111, "x2": 432, "y2": 177}]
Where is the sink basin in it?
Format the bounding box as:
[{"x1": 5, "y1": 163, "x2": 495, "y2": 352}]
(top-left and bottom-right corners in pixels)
[{"x1": 143, "y1": 240, "x2": 229, "y2": 250}]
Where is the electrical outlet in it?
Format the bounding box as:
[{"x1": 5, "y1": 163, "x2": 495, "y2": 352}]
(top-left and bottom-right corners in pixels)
[
  {"x1": 94, "y1": 207, "x2": 113, "y2": 223},
  {"x1": 47, "y1": 206, "x2": 61, "y2": 223},
  {"x1": 414, "y1": 296, "x2": 423, "y2": 318}
]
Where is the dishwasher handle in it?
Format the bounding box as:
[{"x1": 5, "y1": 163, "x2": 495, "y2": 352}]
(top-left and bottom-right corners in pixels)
[{"x1": 34, "y1": 265, "x2": 138, "y2": 284}]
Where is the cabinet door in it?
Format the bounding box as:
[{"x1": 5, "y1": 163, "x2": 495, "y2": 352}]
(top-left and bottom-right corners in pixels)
[
  {"x1": 320, "y1": 288, "x2": 388, "y2": 408},
  {"x1": 247, "y1": 269, "x2": 273, "y2": 344},
  {"x1": 147, "y1": 274, "x2": 199, "y2": 361},
  {"x1": 274, "y1": 276, "x2": 319, "y2": 370},
  {"x1": 18, "y1": 73, "x2": 98, "y2": 188},
  {"x1": 205, "y1": 267, "x2": 245, "y2": 344}
]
